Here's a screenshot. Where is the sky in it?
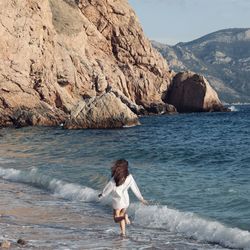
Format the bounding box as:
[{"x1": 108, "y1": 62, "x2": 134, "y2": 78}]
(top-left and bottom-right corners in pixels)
[{"x1": 128, "y1": 0, "x2": 250, "y2": 45}]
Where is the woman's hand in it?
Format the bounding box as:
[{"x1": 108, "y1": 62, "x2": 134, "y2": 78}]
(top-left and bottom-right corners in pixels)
[{"x1": 141, "y1": 199, "x2": 149, "y2": 205}]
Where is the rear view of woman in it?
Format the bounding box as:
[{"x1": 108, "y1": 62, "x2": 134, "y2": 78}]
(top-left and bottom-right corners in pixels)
[{"x1": 99, "y1": 159, "x2": 147, "y2": 236}]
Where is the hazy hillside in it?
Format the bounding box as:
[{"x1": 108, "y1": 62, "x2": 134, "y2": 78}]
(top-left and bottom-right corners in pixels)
[{"x1": 153, "y1": 28, "x2": 250, "y2": 103}]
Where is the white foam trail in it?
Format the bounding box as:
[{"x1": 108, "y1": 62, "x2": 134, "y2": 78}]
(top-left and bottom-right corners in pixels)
[
  {"x1": 228, "y1": 105, "x2": 239, "y2": 112},
  {"x1": 130, "y1": 204, "x2": 250, "y2": 249},
  {"x1": 123, "y1": 124, "x2": 138, "y2": 128},
  {"x1": 49, "y1": 179, "x2": 98, "y2": 202},
  {"x1": 0, "y1": 167, "x2": 98, "y2": 202},
  {"x1": 231, "y1": 102, "x2": 250, "y2": 105}
]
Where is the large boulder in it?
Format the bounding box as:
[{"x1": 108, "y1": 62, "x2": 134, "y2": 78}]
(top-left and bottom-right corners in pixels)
[
  {"x1": 0, "y1": 0, "x2": 172, "y2": 128},
  {"x1": 166, "y1": 71, "x2": 227, "y2": 112},
  {"x1": 64, "y1": 91, "x2": 140, "y2": 129}
]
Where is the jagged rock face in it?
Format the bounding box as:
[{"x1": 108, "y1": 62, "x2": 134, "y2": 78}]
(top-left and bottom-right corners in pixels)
[
  {"x1": 166, "y1": 71, "x2": 226, "y2": 113},
  {"x1": 0, "y1": 0, "x2": 171, "y2": 128},
  {"x1": 153, "y1": 28, "x2": 250, "y2": 103},
  {"x1": 78, "y1": 0, "x2": 171, "y2": 105},
  {"x1": 64, "y1": 91, "x2": 140, "y2": 129}
]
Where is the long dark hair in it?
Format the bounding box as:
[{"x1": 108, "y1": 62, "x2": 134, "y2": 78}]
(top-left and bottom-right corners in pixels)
[{"x1": 111, "y1": 159, "x2": 129, "y2": 186}]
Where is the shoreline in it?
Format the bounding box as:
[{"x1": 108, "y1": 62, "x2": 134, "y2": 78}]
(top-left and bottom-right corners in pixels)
[
  {"x1": 1, "y1": 169, "x2": 250, "y2": 250},
  {"x1": 0, "y1": 107, "x2": 236, "y2": 130},
  {"x1": 0, "y1": 179, "x2": 111, "y2": 249}
]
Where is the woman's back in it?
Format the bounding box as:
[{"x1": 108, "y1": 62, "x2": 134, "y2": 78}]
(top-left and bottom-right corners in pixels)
[{"x1": 102, "y1": 174, "x2": 144, "y2": 209}]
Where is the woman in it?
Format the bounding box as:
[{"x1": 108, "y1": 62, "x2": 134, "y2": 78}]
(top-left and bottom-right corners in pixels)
[{"x1": 99, "y1": 159, "x2": 148, "y2": 236}]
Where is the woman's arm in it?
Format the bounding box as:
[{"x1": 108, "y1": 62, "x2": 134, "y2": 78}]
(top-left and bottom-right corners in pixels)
[
  {"x1": 129, "y1": 175, "x2": 144, "y2": 201},
  {"x1": 99, "y1": 180, "x2": 114, "y2": 198}
]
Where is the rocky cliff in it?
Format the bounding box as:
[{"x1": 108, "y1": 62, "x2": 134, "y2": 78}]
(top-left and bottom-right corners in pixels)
[
  {"x1": 0, "y1": 0, "x2": 225, "y2": 129},
  {"x1": 153, "y1": 28, "x2": 250, "y2": 104}
]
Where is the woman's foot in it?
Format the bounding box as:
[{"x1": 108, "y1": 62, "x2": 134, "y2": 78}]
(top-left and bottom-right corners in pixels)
[
  {"x1": 125, "y1": 214, "x2": 131, "y2": 225},
  {"x1": 120, "y1": 232, "x2": 126, "y2": 237}
]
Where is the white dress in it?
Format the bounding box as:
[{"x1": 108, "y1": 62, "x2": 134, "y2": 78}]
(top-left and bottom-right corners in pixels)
[{"x1": 101, "y1": 174, "x2": 144, "y2": 209}]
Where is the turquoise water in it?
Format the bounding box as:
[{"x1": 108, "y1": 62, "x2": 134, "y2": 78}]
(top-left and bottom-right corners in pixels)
[{"x1": 0, "y1": 105, "x2": 250, "y2": 249}]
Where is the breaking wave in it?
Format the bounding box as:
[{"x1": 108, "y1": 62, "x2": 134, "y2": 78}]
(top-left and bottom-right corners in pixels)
[
  {"x1": 228, "y1": 105, "x2": 239, "y2": 112},
  {"x1": 0, "y1": 167, "x2": 98, "y2": 202},
  {"x1": 130, "y1": 204, "x2": 250, "y2": 249},
  {"x1": 1, "y1": 166, "x2": 250, "y2": 249}
]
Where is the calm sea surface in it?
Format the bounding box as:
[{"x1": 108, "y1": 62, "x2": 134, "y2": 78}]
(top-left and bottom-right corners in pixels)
[{"x1": 0, "y1": 105, "x2": 250, "y2": 249}]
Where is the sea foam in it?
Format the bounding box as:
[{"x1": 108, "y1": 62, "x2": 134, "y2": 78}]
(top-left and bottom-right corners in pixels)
[
  {"x1": 228, "y1": 105, "x2": 239, "y2": 112},
  {"x1": 0, "y1": 167, "x2": 98, "y2": 202},
  {"x1": 130, "y1": 204, "x2": 250, "y2": 249}
]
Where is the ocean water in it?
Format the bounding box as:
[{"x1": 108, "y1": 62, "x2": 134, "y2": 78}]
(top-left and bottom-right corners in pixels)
[{"x1": 0, "y1": 105, "x2": 250, "y2": 249}]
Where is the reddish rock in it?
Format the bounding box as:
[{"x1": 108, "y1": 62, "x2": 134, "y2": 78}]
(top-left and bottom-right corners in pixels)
[
  {"x1": 166, "y1": 71, "x2": 228, "y2": 112},
  {"x1": 0, "y1": 0, "x2": 171, "y2": 128},
  {"x1": 0, "y1": 1, "x2": 227, "y2": 128}
]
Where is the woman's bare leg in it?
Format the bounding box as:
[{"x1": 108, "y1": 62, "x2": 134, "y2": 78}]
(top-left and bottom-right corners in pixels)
[
  {"x1": 113, "y1": 209, "x2": 126, "y2": 236},
  {"x1": 119, "y1": 209, "x2": 126, "y2": 236},
  {"x1": 124, "y1": 213, "x2": 131, "y2": 225}
]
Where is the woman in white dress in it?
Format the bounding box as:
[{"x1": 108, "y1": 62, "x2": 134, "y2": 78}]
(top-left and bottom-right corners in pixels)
[{"x1": 99, "y1": 159, "x2": 148, "y2": 236}]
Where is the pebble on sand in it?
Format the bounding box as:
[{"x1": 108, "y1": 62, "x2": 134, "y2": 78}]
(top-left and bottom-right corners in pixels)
[
  {"x1": 0, "y1": 240, "x2": 11, "y2": 249},
  {"x1": 17, "y1": 239, "x2": 27, "y2": 245}
]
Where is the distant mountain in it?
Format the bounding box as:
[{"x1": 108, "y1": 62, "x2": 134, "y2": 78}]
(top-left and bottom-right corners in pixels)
[{"x1": 153, "y1": 28, "x2": 250, "y2": 103}]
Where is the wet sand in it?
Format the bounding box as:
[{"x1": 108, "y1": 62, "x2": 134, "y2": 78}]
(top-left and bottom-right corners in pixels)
[{"x1": 0, "y1": 179, "x2": 115, "y2": 249}]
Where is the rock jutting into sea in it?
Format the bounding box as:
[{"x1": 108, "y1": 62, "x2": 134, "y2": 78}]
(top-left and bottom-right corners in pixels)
[
  {"x1": 0, "y1": 0, "x2": 227, "y2": 129},
  {"x1": 166, "y1": 71, "x2": 229, "y2": 113}
]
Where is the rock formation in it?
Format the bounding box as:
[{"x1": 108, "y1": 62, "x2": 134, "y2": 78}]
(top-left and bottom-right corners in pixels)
[
  {"x1": 64, "y1": 91, "x2": 140, "y2": 129},
  {"x1": 0, "y1": 0, "x2": 226, "y2": 128},
  {"x1": 0, "y1": 0, "x2": 172, "y2": 128},
  {"x1": 166, "y1": 71, "x2": 227, "y2": 112}
]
